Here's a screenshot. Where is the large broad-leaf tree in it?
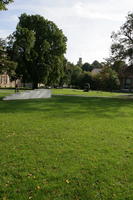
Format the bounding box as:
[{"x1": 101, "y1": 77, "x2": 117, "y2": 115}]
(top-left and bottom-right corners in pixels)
[
  {"x1": 0, "y1": 38, "x2": 17, "y2": 77},
  {"x1": 0, "y1": 0, "x2": 14, "y2": 10},
  {"x1": 111, "y1": 12, "x2": 133, "y2": 65},
  {"x1": 8, "y1": 13, "x2": 67, "y2": 89}
]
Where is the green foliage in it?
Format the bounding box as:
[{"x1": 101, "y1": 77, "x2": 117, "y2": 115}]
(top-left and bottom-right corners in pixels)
[
  {"x1": 0, "y1": 0, "x2": 13, "y2": 10},
  {"x1": 94, "y1": 67, "x2": 120, "y2": 91},
  {"x1": 91, "y1": 60, "x2": 102, "y2": 69},
  {"x1": 82, "y1": 62, "x2": 92, "y2": 72},
  {"x1": 0, "y1": 38, "x2": 17, "y2": 77},
  {"x1": 78, "y1": 72, "x2": 92, "y2": 89},
  {"x1": 59, "y1": 60, "x2": 75, "y2": 87},
  {"x1": 62, "y1": 60, "x2": 120, "y2": 91},
  {"x1": 111, "y1": 12, "x2": 133, "y2": 65},
  {"x1": 112, "y1": 60, "x2": 127, "y2": 74},
  {"x1": 70, "y1": 65, "x2": 82, "y2": 87},
  {"x1": 9, "y1": 13, "x2": 67, "y2": 88}
]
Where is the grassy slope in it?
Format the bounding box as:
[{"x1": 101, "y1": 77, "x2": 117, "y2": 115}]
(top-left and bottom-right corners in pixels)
[{"x1": 0, "y1": 91, "x2": 133, "y2": 199}]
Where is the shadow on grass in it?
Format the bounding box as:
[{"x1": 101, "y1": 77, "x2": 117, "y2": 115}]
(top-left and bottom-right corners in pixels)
[{"x1": 0, "y1": 95, "x2": 133, "y2": 119}]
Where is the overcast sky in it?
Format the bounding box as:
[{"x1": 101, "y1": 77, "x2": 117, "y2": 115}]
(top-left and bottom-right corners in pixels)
[{"x1": 0, "y1": 0, "x2": 133, "y2": 63}]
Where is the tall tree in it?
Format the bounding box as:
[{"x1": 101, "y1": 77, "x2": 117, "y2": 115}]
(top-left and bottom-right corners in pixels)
[
  {"x1": 0, "y1": 0, "x2": 14, "y2": 10},
  {"x1": 8, "y1": 13, "x2": 67, "y2": 89},
  {"x1": 59, "y1": 60, "x2": 76, "y2": 87},
  {"x1": 111, "y1": 60, "x2": 127, "y2": 74},
  {"x1": 0, "y1": 38, "x2": 17, "y2": 77},
  {"x1": 111, "y1": 12, "x2": 133, "y2": 65},
  {"x1": 71, "y1": 65, "x2": 82, "y2": 87}
]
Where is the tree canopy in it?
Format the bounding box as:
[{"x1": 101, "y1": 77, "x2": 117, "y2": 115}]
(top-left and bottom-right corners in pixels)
[
  {"x1": 8, "y1": 13, "x2": 67, "y2": 88},
  {"x1": 111, "y1": 12, "x2": 133, "y2": 65},
  {"x1": 91, "y1": 60, "x2": 102, "y2": 69},
  {"x1": 82, "y1": 62, "x2": 92, "y2": 72},
  {"x1": 0, "y1": 0, "x2": 14, "y2": 10},
  {"x1": 0, "y1": 38, "x2": 17, "y2": 77}
]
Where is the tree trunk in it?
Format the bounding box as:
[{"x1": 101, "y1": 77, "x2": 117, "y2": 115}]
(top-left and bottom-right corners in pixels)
[{"x1": 32, "y1": 81, "x2": 38, "y2": 89}]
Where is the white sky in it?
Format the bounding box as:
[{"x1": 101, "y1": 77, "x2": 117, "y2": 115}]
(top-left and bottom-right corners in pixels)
[{"x1": 0, "y1": 0, "x2": 133, "y2": 63}]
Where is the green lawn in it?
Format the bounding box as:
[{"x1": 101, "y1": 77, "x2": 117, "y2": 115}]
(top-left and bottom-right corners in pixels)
[
  {"x1": 0, "y1": 90, "x2": 133, "y2": 200},
  {"x1": 52, "y1": 88, "x2": 132, "y2": 97}
]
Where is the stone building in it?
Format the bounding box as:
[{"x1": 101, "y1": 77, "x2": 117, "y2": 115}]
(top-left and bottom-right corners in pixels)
[{"x1": 0, "y1": 72, "x2": 22, "y2": 88}]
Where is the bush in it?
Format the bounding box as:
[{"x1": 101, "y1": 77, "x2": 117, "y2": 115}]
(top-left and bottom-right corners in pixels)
[
  {"x1": 78, "y1": 72, "x2": 92, "y2": 89},
  {"x1": 93, "y1": 67, "x2": 120, "y2": 91}
]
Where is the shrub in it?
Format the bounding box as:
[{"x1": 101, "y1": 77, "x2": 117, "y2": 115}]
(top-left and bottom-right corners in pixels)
[{"x1": 93, "y1": 67, "x2": 120, "y2": 91}]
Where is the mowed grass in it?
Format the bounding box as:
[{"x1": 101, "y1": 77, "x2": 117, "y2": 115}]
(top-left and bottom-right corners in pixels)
[
  {"x1": 0, "y1": 88, "x2": 131, "y2": 98},
  {"x1": 0, "y1": 90, "x2": 133, "y2": 200},
  {"x1": 52, "y1": 88, "x2": 132, "y2": 97}
]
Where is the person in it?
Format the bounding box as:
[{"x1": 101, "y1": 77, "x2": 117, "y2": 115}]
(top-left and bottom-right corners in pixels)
[{"x1": 15, "y1": 83, "x2": 19, "y2": 93}]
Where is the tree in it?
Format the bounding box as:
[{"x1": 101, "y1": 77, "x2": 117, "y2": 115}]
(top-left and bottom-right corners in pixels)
[
  {"x1": 111, "y1": 60, "x2": 127, "y2": 74},
  {"x1": 91, "y1": 60, "x2": 102, "y2": 69},
  {"x1": 71, "y1": 65, "x2": 82, "y2": 87},
  {"x1": 59, "y1": 60, "x2": 76, "y2": 87},
  {"x1": 82, "y1": 62, "x2": 92, "y2": 72},
  {"x1": 8, "y1": 13, "x2": 67, "y2": 89},
  {"x1": 0, "y1": 38, "x2": 17, "y2": 77},
  {"x1": 94, "y1": 67, "x2": 120, "y2": 91},
  {"x1": 78, "y1": 72, "x2": 92, "y2": 89},
  {"x1": 0, "y1": 0, "x2": 14, "y2": 10},
  {"x1": 111, "y1": 12, "x2": 133, "y2": 65}
]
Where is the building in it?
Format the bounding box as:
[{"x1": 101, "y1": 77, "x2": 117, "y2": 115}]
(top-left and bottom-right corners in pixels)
[
  {"x1": 0, "y1": 72, "x2": 22, "y2": 88},
  {"x1": 119, "y1": 66, "x2": 133, "y2": 90},
  {"x1": 0, "y1": 72, "x2": 44, "y2": 89}
]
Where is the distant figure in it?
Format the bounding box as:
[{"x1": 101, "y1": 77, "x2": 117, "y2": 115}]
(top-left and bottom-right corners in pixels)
[
  {"x1": 15, "y1": 83, "x2": 19, "y2": 93},
  {"x1": 84, "y1": 83, "x2": 90, "y2": 92}
]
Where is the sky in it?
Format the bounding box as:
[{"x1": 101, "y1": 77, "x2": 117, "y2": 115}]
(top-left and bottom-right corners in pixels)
[{"x1": 0, "y1": 0, "x2": 133, "y2": 64}]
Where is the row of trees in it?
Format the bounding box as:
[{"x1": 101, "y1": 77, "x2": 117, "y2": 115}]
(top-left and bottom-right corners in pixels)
[
  {"x1": 0, "y1": 1, "x2": 133, "y2": 91},
  {"x1": 0, "y1": 13, "x2": 67, "y2": 89},
  {"x1": 59, "y1": 60, "x2": 120, "y2": 91},
  {"x1": 1, "y1": 1, "x2": 68, "y2": 89},
  {"x1": 61, "y1": 12, "x2": 133, "y2": 91}
]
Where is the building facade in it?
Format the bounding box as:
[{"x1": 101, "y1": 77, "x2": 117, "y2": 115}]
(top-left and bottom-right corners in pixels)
[
  {"x1": 119, "y1": 67, "x2": 133, "y2": 90},
  {"x1": 0, "y1": 72, "x2": 22, "y2": 88}
]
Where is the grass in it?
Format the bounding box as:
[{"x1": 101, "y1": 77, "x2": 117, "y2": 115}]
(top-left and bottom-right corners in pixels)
[
  {"x1": 52, "y1": 88, "x2": 132, "y2": 97},
  {"x1": 0, "y1": 90, "x2": 133, "y2": 199}
]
